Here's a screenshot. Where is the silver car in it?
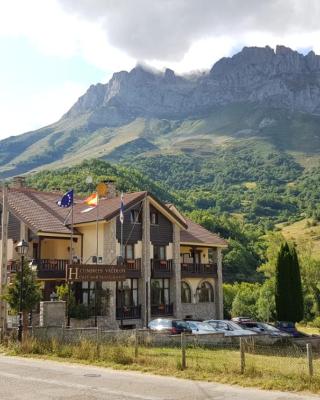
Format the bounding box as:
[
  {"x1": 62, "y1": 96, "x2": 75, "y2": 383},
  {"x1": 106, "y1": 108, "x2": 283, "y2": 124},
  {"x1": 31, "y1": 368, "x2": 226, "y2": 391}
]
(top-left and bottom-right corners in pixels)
[
  {"x1": 185, "y1": 321, "x2": 218, "y2": 335},
  {"x1": 204, "y1": 320, "x2": 257, "y2": 336}
]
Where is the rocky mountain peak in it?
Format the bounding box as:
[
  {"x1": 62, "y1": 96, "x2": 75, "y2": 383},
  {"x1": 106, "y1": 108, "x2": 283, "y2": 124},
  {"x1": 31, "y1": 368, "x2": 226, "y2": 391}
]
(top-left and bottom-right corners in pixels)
[{"x1": 65, "y1": 45, "x2": 320, "y2": 125}]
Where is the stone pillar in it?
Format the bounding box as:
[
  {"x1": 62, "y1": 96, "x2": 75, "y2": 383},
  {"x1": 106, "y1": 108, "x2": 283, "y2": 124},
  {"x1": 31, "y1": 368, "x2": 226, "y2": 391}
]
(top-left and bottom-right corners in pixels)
[
  {"x1": 20, "y1": 222, "x2": 28, "y2": 242},
  {"x1": 141, "y1": 196, "x2": 151, "y2": 327},
  {"x1": 172, "y1": 224, "x2": 182, "y2": 318},
  {"x1": 0, "y1": 183, "x2": 8, "y2": 334},
  {"x1": 103, "y1": 220, "x2": 117, "y2": 328},
  {"x1": 40, "y1": 301, "x2": 66, "y2": 326},
  {"x1": 215, "y1": 248, "x2": 224, "y2": 319}
]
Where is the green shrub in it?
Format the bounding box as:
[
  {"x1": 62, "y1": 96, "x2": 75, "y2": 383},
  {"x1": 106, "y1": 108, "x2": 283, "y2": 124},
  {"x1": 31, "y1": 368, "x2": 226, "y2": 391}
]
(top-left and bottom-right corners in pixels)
[{"x1": 310, "y1": 317, "x2": 320, "y2": 328}]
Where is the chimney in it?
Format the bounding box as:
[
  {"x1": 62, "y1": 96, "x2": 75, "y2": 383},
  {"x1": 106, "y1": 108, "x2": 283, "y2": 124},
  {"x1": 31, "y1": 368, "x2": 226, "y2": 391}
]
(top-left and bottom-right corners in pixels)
[
  {"x1": 11, "y1": 176, "x2": 26, "y2": 189},
  {"x1": 105, "y1": 180, "x2": 117, "y2": 199}
]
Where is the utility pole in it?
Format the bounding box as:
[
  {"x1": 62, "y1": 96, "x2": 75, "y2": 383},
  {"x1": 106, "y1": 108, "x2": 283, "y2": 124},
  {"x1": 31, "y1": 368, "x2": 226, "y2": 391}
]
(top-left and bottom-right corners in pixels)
[{"x1": 0, "y1": 182, "x2": 8, "y2": 335}]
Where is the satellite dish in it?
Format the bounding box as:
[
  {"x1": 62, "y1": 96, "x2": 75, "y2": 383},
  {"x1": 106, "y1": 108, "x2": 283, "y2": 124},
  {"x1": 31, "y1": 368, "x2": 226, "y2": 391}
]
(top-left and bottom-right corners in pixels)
[{"x1": 85, "y1": 176, "x2": 93, "y2": 184}]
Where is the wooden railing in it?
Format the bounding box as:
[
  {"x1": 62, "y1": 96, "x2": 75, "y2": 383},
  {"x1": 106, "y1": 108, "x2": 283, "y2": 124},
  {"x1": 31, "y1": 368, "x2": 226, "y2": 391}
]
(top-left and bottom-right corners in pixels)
[
  {"x1": 25, "y1": 258, "x2": 142, "y2": 280},
  {"x1": 151, "y1": 259, "x2": 173, "y2": 277},
  {"x1": 124, "y1": 258, "x2": 141, "y2": 278},
  {"x1": 35, "y1": 259, "x2": 68, "y2": 280},
  {"x1": 116, "y1": 305, "x2": 141, "y2": 320},
  {"x1": 181, "y1": 262, "x2": 217, "y2": 277},
  {"x1": 151, "y1": 303, "x2": 173, "y2": 316}
]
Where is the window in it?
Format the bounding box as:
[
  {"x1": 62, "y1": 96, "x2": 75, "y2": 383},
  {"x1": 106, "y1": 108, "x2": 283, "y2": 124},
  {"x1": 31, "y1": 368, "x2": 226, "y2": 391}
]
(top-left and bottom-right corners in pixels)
[
  {"x1": 82, "y1": 281, "x2": 97, "y2": 306},
  {"x1": 130, "y1": 209, "x2": 141, "y2": 223},
  {"x1": 150, "y1": 212, "x2": 158, "y2": 225},
  {"x1": 151, "y1": 278, "x2": 170, "y2": 305},
  {"x1": 116, "y1": 279, "x2": 138, "y2": 308},
  {"x1": 154, "y1": 245, "x2": 166, "y2": 260},
  {"x1": 197, "y1": 281, "x2": 214, "y2": 303},
  {"x1": 181, "y1": 281, "x2": 191, "y2": 303},
  {"x1": 125, "y1": 244, "x2": 134, "y2": 260}
]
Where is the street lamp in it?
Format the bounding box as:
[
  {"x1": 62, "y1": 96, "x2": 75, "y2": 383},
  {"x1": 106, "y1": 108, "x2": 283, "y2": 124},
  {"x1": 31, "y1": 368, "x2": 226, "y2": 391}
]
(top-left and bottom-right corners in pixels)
[{"x1": 15, "y1": 239, "x2": 29, "y2": 342}]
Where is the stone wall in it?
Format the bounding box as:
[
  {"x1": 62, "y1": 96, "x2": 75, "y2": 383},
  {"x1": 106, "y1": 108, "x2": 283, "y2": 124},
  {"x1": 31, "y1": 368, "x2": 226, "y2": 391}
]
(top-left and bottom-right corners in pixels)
[
  {"x1": 39, "y1": 301, "x2": 66, "y2": 327},
  {"x1": 103, "y1": 219, "x2": 118, "y2": 329},
  {"x1": 141, "y1": 196, "x2": 151, "y2": 327},
  {"x1": 181, "y1": 302, "x2": 216, "y2": 320},
  {"x1": 172, "y1": 224, "x2": 181, "y2": 318}
]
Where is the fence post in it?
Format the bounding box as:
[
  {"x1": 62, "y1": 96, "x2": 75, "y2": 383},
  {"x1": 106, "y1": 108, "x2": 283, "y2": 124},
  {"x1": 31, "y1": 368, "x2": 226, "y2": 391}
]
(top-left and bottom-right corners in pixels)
[
  {"x1": 96, "y1": 327, "x2": 100, "y2": 358},
  {"x1": 135, "y1": 328, "x2": 139, "y2": 359},
  {"x1": 240, "y1": 338, "x2": 245, "y2": 374},
  {"x1": 307, "y1": 343, "x2": 313, "y2": 377},
  {"x1": 181, "y1": 332, "x2": 186, "y2": 370}
]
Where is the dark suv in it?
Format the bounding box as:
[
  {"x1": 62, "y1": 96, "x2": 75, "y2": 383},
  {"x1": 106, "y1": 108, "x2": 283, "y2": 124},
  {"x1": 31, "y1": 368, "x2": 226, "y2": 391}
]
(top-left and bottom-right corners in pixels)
[{"x1": 148, "y1": 318, "x2": 192, "y2": 334}]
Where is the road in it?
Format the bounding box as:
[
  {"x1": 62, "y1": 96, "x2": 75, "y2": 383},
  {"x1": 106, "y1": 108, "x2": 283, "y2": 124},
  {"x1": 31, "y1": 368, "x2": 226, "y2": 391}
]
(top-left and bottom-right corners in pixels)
[{"x1": 0, "y1": 355, "x2": 318, "y2": 400}]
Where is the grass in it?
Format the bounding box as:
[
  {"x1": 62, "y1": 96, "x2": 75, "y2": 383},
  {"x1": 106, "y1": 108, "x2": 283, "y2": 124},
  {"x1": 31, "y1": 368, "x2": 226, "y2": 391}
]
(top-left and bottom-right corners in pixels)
[
  {"x1": 277, "y1": 218, "x2": 320, "y2": 259},
  {"x1": 297, "y1": 324, "x2": 320, "y2": 336},
  {"x1": 1, "y1": 337, "x2": 320, "y2": 394}
]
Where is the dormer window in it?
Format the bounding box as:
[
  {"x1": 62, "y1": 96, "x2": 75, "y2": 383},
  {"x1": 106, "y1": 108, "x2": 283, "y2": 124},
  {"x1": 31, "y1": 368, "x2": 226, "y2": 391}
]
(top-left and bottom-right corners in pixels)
[
  {"x1": 130, "y1": 209, "x2": 141, "y2": 223},
  {"x1": 151, "y1": 212, "x2": 158, "y2": 225}
]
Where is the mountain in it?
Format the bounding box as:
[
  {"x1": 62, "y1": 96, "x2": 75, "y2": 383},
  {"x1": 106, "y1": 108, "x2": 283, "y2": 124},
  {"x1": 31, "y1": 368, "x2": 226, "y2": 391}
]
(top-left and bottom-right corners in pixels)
[{"x1": 1, "y1": 44, "x2": 320, "y2": 179}]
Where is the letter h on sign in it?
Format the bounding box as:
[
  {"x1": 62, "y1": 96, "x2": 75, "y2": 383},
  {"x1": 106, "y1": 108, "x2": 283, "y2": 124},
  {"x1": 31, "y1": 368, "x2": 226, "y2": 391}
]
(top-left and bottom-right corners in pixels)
[{"x1": 68, "y1": 267, "x2": 79, "y2": 281}]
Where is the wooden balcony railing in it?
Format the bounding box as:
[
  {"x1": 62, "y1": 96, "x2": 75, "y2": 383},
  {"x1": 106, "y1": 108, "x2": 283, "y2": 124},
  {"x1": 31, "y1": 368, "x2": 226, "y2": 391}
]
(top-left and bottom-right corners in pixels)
[
  {"x1": 35, "y1": 259, "x2": 68, "y2": 280},
  {"x1": 181, "y1": 262, "x2": 218, "y2": 278},
  {"x1": 24, "y1": 258, "x2": 142, "y2": 280},
  {"x1": 124, "y1": 258, "x2": 141, "y2": 278},
  {"x1": 151, "y1": 259, "x2": 173, "y2": 278},
  {"x1": 116, "y1": 305, "x2": 141, "y2": 320},
  {"x1": 151, "y1": 303, "x2": 174, "y2": 317}
]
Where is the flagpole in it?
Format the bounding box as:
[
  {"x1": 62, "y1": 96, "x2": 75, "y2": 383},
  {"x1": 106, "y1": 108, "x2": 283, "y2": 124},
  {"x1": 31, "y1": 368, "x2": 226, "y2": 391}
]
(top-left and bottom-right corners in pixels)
[
  {"x1": 67, "y1": 194, "x2": 74, "y2": 327},
  {"x1": 120, "y1": 193, "x2": 124, "y2": 329},
  {"x1": 94, "y1": 191, "x2": 99, "y2": 328}
]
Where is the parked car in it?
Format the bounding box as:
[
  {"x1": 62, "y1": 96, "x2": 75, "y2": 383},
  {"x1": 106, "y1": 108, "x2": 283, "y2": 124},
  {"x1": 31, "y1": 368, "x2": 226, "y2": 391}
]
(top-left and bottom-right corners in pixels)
[
  {"x1": 231, "y1": 316, "x2": 252, "y2": 323},
  {"x1": 148, "y1": 318, "x2": 192, "y2": 335},
  {"x1": 185, "y1": 321, "x2": 218, "y2": 335},
  {"x1": 239, "y1": 321, "x2": 290, "y2": 337},
  {"x1": 204, "y1": 320, "x2": 257, "y2": 336},
  {"x1": 274, "y1": 321, "x2": 305, "y2": 338}
]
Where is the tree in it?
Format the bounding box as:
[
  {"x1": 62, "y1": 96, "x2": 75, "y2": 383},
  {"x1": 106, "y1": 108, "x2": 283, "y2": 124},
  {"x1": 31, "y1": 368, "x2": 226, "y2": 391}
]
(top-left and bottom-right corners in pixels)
[
  {"x1": 5, "y1": 262, "x2": 41, "y2": 339},
  {"x1": 275, "y1": 242, "x2": 303, "y2": 322},
  {"x1": 257, "y1": 278, "x2": 276, "y2": 321},
  {"x1": 231, "y1": 282, "x2": 261, "y2": 319},
  {"x1": 223, "y1": 283, "x2": 238, "y2": 319}
]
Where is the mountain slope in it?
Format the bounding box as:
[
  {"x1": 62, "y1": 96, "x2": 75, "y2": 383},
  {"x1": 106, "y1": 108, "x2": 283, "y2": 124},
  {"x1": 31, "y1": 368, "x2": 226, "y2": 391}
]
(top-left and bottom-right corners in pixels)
[{"x1": 1, "y1": 45, "x2": 320, "y2": 178}]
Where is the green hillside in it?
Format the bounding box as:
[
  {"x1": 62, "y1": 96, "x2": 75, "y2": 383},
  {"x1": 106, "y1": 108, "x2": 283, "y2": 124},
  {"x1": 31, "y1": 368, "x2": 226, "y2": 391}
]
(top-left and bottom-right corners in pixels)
[{"x1": 2, "y1": 104, "x2": 320, "y2": 179}]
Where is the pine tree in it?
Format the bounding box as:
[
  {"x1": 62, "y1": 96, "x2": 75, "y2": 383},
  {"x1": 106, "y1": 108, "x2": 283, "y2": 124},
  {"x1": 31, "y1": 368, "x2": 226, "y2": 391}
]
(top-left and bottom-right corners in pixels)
[
  {"x1": 4, "y1": 262, "x2": 41, "y2": 337},
  {"x1": 275, "y1": 242, "x2": 303, "y2": 322}
]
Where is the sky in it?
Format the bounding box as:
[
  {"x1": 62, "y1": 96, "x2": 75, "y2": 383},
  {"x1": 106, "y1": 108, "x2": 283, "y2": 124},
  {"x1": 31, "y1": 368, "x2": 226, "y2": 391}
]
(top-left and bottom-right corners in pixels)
[{"x1": 1, "y1": 0, "x2": 320, "y2": 140}]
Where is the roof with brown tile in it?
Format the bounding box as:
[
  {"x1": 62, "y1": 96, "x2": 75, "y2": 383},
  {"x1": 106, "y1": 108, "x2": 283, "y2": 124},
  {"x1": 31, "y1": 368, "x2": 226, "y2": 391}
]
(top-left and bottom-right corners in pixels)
[
  {"x1": 72, "y1": 191, "x2": 147, "y2": 225},
  {"x1": 181, "y1": 217, "x2": 228, "y2": 247},
  {"x1": 0, "y1": 188, "x2": 227, "y2": 246},
  {"x1": 1, "y1": 188, "x2": 73, "y2": 234},
  {"x1": 0, "y1": 188, "x2": 149, "y2": 234},
  {"x1": 166, "y1": 204, "x2": 228, "y2": 247}
]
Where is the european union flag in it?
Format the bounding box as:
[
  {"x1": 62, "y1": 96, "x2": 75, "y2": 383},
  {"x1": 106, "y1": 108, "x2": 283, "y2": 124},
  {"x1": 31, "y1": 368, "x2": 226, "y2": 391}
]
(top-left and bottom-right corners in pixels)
[{"x1": 57, "y1": 189, "x2": 73, "y2": 208}]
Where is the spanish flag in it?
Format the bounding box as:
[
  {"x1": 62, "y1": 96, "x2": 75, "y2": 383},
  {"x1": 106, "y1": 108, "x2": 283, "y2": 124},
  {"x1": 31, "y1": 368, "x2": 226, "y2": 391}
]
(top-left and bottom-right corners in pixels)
[
  {"x1": 84, "y1": 193, "x2": 98, "y2": 206},
  {"x1": 81, "y1": 192, "x2": 98, "y2": 213}
]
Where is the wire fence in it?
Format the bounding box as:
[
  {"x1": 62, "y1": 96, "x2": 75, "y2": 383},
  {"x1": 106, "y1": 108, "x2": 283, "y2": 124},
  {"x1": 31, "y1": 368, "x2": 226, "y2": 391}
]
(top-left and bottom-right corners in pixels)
[{"x1": 4, "y1": 327, "x2": 320, "y2": 389}]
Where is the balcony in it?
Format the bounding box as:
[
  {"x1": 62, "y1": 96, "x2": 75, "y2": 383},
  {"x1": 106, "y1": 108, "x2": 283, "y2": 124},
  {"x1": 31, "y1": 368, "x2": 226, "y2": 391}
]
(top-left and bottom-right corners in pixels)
[
  {"x1": 116, "y1": 305, "x2": 141, "y2": 320},
  {"x1": 35, "y1": 259, "x2": 68, "y2": 280},
  {"x1": 181, "y1": 262, "x2": 217, "y2": 278},
  {"x1": 151, "y1": 259, "x2": 173, "y2": 278},
  {"x1": 124, "y1": 258, "x2": 142, "y2": 278},
  {"x1": 31, "y1": 258, "x2": 142, "y2": 280},
  {"x1": 151, "y1": 303, "x2": 173, "y2": 317}
]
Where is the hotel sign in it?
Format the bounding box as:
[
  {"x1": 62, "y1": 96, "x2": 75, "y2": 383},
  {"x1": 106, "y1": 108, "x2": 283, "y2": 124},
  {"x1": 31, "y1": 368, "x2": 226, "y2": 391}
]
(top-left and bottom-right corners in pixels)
[{"x1": 67, "y1": 264, "x2": 126, "y2": 282}]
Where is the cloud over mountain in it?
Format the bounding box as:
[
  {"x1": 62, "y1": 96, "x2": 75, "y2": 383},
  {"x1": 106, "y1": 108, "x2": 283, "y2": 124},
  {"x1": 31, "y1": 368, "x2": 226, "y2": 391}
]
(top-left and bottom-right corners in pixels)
[{"x1": 59, "y1": 0, "x2": 320, "y2": 61}]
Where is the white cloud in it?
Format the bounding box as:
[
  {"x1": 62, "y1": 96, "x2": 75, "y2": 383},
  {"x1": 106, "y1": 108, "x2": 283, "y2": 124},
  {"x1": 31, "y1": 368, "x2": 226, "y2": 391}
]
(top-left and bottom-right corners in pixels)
[{"x1": 1, "y1": 0, "x2": 320, "y2": 140}]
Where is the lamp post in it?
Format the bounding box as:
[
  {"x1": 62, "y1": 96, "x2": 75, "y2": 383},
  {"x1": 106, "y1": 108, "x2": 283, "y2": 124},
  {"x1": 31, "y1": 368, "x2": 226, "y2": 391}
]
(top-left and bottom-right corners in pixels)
[{"x1": 15, "y1": 240, "x2": 29, "y2": 342}]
